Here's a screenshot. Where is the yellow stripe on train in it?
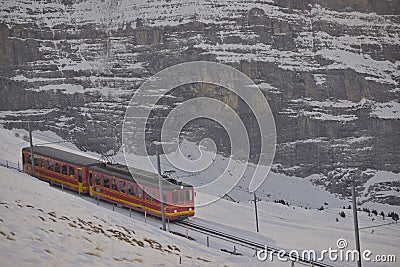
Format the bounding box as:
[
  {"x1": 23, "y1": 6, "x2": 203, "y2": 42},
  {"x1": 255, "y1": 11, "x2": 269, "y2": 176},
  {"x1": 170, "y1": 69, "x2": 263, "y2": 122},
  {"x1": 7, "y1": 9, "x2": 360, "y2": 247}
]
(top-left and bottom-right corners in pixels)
[
  {"x1": 92, "y1": 192, "x2": 195, "y2": 217},
  {"x1": 28, "y1": 171, "x2": 89, "y2": 191}
]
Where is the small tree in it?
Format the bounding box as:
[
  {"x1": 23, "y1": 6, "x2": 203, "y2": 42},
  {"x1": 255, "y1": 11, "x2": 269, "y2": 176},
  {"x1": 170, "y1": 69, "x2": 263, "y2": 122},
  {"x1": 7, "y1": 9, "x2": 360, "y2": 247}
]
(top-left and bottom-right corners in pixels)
[
  {"x1": 22, "y1": 135, "x2": 29, "y2": 142},
  {"x1": 388, "y1": 212, "x2": 399, "y2": 221},
  {"x1": 274, "y1": 199, "x2": 288, "y2": 206}
]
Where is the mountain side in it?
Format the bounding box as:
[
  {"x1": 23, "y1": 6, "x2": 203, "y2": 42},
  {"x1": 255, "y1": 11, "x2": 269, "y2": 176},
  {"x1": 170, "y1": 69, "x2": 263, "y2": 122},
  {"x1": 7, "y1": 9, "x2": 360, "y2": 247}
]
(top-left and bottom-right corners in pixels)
[{"x1": 0, "y1": 0, "x2": 399, "y2": 203}]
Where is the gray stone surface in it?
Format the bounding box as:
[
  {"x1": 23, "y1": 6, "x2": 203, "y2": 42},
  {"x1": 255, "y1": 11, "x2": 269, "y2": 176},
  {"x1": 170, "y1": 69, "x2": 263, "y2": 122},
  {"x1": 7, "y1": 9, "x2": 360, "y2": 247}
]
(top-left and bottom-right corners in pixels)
[{"x1": 0, "y1": 0, "x2": 398, "y2": 204}]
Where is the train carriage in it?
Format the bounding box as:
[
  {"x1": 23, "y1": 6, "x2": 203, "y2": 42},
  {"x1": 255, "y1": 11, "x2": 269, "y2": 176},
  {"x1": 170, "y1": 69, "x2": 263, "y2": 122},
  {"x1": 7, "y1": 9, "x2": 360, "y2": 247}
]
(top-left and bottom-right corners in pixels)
[
  {"x1": 22, "y1": 146, "x2": 99, "y2": 194},
  {"x1": 89, "y1": 163, "x2": 195, "y2": 220}
]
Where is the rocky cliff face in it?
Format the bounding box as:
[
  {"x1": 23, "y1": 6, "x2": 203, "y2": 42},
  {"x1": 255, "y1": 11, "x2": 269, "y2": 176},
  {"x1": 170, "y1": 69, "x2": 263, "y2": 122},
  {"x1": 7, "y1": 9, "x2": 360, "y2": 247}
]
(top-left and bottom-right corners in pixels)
[{"x1": 0, "y1": 0, "x2": 399, "y2": 204}]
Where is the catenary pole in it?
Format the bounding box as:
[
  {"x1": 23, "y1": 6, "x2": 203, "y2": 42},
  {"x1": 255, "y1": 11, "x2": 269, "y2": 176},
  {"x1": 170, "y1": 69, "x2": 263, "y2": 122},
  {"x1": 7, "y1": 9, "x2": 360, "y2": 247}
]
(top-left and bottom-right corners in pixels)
[
  {"x1": 352, "y1": 180, "x2": 362, "y2": 267},
  {"x1": 156, "y1": 145, "x2": 166, "y2": 231},
  {"x1": 254, "y1": 192, "x2": 259, "y2": 232},
  {"x1": 28, "y1": 121, "x2": 35, "y2": 176}
]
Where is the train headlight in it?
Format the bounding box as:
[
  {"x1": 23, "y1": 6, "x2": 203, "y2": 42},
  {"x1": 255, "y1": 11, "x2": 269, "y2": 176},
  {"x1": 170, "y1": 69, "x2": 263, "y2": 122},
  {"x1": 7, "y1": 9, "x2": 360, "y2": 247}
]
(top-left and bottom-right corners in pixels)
[
  {"x1": 174, "y1": 210, "x2": 177, "y2": 213},
  {"x1": 189, "y1": 208, "x2": 192, "y2": 211}
]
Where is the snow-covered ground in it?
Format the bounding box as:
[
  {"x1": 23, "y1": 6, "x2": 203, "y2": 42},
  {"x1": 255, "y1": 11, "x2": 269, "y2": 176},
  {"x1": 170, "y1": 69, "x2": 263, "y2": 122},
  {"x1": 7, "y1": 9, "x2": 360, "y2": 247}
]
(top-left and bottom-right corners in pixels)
[
  {"x1": 0, "y1": 167, "x2": 252, "y2": 267},
  {"x1": 195, "y1": 193, "x2": 400, "y2": 267},
  {"x1": 0, "y1": 127, "x2": 399, "y2": 266}
]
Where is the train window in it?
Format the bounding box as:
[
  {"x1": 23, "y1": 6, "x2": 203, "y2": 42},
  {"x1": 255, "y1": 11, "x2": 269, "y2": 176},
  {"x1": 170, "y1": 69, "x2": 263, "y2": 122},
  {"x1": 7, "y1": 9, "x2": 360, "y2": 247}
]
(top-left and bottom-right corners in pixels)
[
  {"x1": 128, "y1": 184, "x2": 136, "y2": 196},
  {"x1": 54, "y1": 162, "x2": 60, "y2": 173},
  {"x1": 69, "y1": 166, "x2": 75, "y2": 177},
  {"x1": 95, "y1": 174, "x2": 101, "y2": 185},
  {"x1": 34, "y1": 157, "x2": 40, "y2": 166},
  {"x1": 61, "y1": 165, "x2": 67, "y2": 175},
  {"x1": 120, "y1": 181, "x2": 126, "y2": 193},
  {"x1": 88, "y1": 172, "x2": 93, "y2": 186},
  {"x1": 145, "y1": 188, "x2": 151, "y2": 200},
  {"x1": 112, "y1": 179, "x2": 118, "y2": 191},
  {"x1": 172, "y1": 191, "x2": 178, "y2": 204},
  {"x1": 103, "y1": 177, "x2": 110, "y2": 188},
  {"x1": 180, "y1": 191, "x2": 184, "y2": 202},
  {"x1": 47, "y1": 161, "x2": 53, "y2": 171},
  {"x1": 40, "y1": 159, "x2": 46, "y2": 169},
  {"x1": 186, "y1": 190, "x2": 192, "y2": 201},
  {"x1": 138, "y1": 187, "x2": 143, "y2": 198}
]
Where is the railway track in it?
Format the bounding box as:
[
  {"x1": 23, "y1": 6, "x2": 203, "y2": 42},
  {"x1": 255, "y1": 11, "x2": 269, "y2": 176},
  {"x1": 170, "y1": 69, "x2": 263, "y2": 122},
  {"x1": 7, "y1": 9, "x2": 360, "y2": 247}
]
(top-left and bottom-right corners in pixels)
[{"x1": 175, "y1": 220, "x2": 338, "y2": 267}]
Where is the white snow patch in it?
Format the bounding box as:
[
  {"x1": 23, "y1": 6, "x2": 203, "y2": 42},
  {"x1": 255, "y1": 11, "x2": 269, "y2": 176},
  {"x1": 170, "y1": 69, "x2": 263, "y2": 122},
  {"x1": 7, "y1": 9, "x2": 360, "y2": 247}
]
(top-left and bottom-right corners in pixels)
[
  {"x1": 28, "y1": 84, "x2": 85, "y2": 94},
  {"x1": 0, "y1": 109, "x2": 56, "y2": 119},
  {"x1": 303, "y1": 111, "x2": 357, "y2": 122},
  {"x1": 313, "y1": 74, "x2": 326, "y2": 85},
  {"x1": 317, "y1": 49, "x2": 399, "y2": 85},
  {"x1": 370, "y1": 101, "x2": 400, "y2": 119}
]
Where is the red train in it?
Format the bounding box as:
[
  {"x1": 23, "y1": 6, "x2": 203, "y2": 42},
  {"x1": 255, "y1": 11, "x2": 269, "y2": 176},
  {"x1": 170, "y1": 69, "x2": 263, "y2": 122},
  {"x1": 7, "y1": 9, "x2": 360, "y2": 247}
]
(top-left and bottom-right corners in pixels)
[{"x1": 22, "y1": 146, "x2": 195, "y2": 220}]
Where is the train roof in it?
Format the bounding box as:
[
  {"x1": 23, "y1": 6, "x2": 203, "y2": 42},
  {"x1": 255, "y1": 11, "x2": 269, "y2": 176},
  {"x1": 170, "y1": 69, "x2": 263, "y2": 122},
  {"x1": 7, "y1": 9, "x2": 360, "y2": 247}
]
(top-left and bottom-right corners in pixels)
[
  {"x1": 22, "y1": 146, "x2": 100, "y2": 166},
  {"x1": 90, "y1": 163, "x2": 193, "y2": 189}
]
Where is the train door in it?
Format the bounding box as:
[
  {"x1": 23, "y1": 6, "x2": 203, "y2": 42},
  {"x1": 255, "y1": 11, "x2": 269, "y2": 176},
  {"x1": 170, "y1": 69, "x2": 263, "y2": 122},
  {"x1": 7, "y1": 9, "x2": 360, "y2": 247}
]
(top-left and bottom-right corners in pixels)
[
  {"x1": 88, "y1": 170, "x2": 93, "y2": 197},
  {"x1": 78, "y1": 167, "x2": 83, "y2": 193},
  {"x1": 23, "y1": 151, "x2": 33, "y2": 174},
  {"x1": 22, "y1": 151, "x2": 27, "y2": 173}
]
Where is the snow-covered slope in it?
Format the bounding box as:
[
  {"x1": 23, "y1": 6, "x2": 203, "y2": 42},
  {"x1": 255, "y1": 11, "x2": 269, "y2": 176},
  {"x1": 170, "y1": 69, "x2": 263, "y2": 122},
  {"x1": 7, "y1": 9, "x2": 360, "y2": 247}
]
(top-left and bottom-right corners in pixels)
[
  {"x1": 0, "y1": 167, "x2": 249, "y2": 267},
  {"x1": 195, "y1": 193, "x2": 400, "y2": 267}
]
